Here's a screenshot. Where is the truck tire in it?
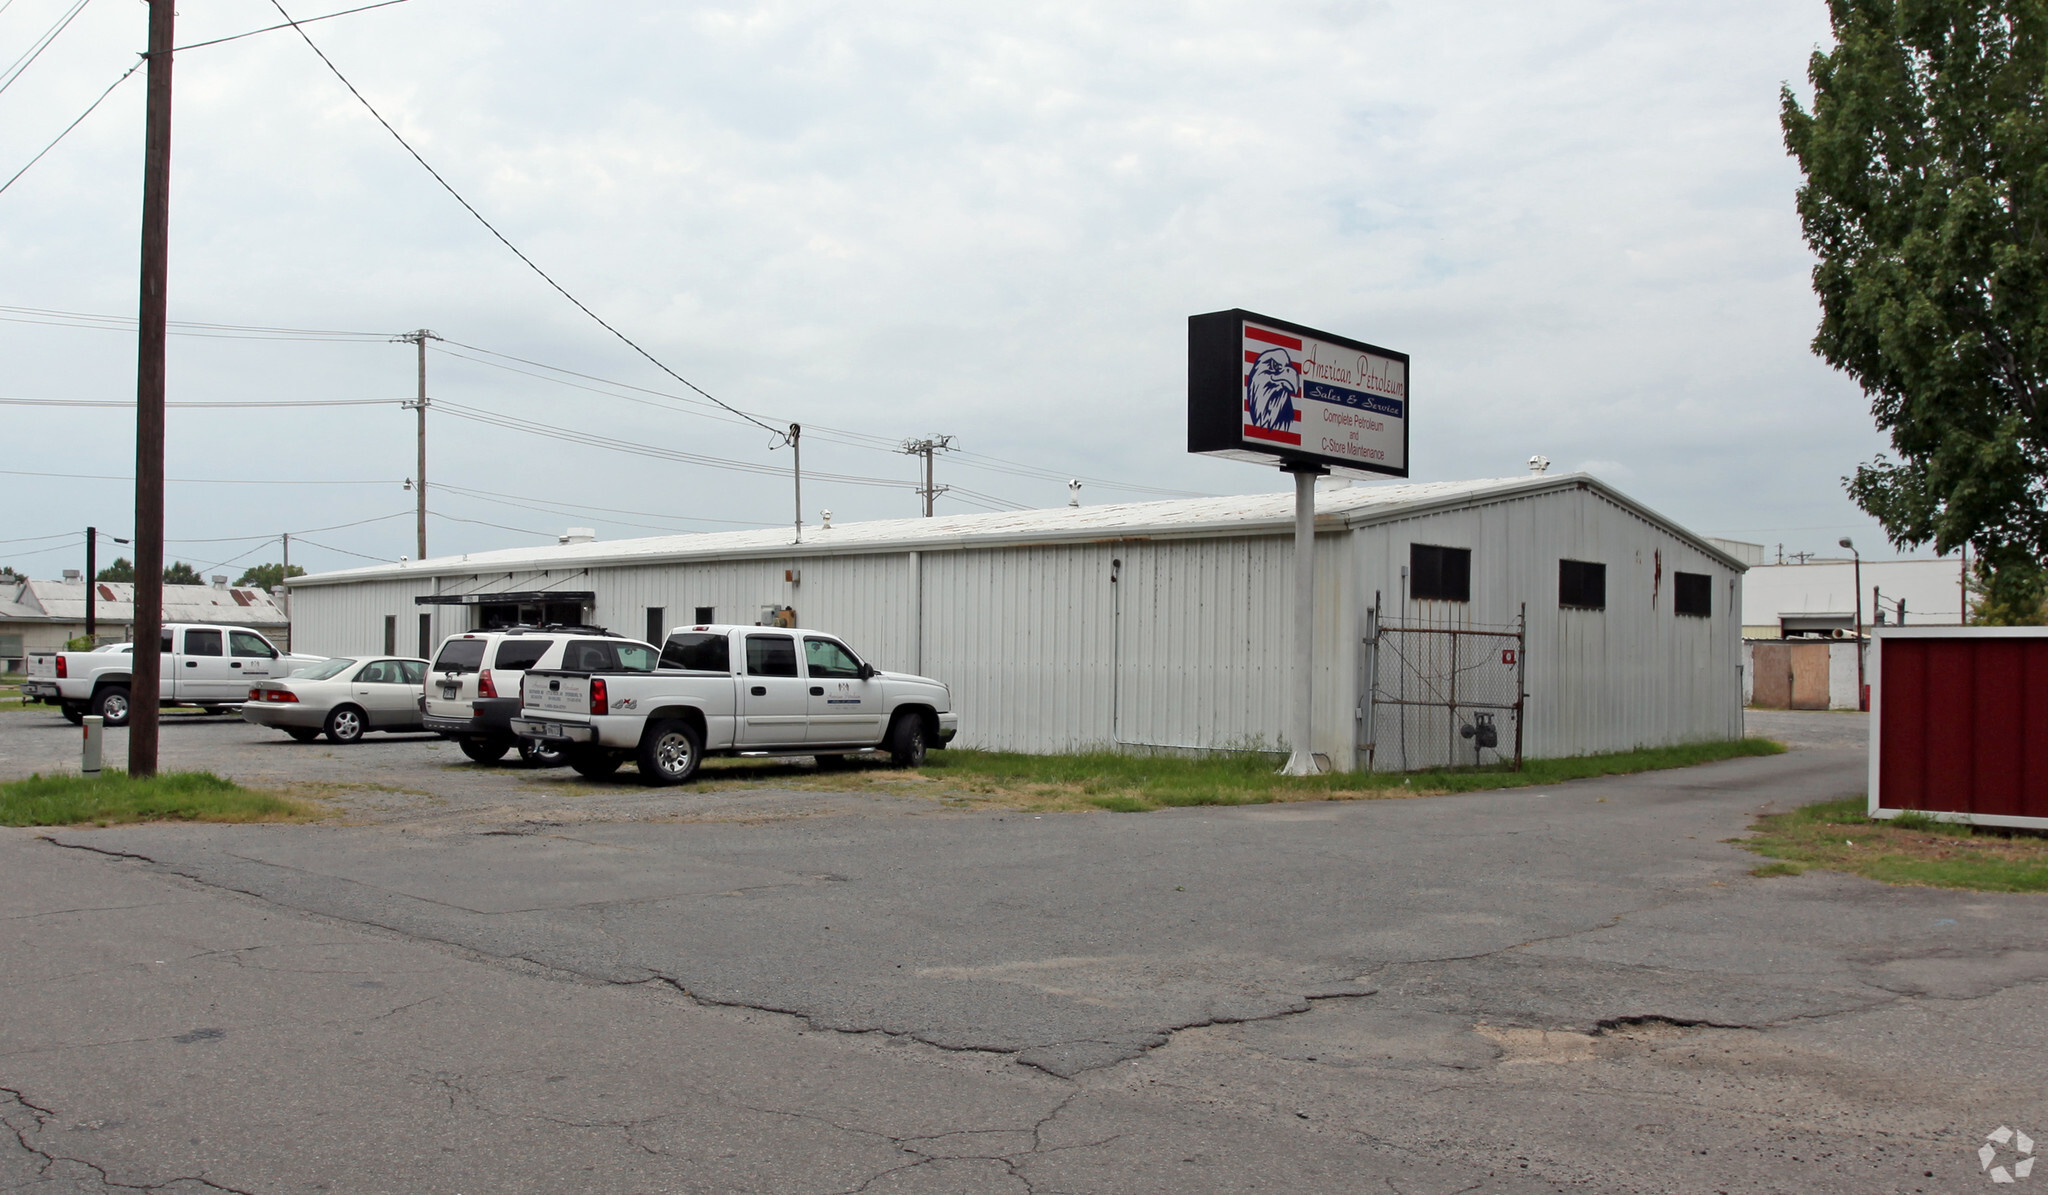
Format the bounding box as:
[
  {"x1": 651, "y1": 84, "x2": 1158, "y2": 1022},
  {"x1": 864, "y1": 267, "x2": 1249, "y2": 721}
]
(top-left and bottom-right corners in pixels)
[
  {"x1": 60, "y1": 703, "x2": 84, "y2": 726},
  {"x1": 286, "y1": 727, "x2": 321, "y2": 743},
  {"x1": 886, "y1": 712, "x2": 927, "y2": 768},
  {"x1": 91, "y1": 686, "x2": 131, "y2": 728},
  {"x1": 636, "y1": 719, "x2": 704, "y2": 786},
  {"x1": 324, "y1": 704, "x2": 366, "y2": 744},
  {"x1": 459, "y1": 737, "x2": 510, "y2": 764},
  {"x1": 566, "y1": 749, "x2": 622, "y2": 780}
]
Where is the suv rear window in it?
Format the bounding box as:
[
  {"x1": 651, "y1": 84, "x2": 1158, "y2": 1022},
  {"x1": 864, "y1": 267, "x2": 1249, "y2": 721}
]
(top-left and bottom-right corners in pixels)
[
  {"x1": 661, "y1": 632, "x2": 730, "y2": 672},
  {"x1": 559, "y1": 640, "x2": 661, "y2": 673},
  {"x1": 433, "y1": 639, "x2": 487, "y2": 674},
  {"x1": 492, "y1": 640, "x2": 550, "y2": 671}
]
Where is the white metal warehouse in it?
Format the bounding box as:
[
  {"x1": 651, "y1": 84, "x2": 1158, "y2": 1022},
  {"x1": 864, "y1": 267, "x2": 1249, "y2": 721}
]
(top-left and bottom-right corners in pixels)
[{"x1": 285, "y1": 473, "x2": 1746, "y2": 770}]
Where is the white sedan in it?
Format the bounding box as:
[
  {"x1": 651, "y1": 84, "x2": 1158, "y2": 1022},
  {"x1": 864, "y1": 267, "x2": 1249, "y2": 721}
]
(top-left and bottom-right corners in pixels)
[{"x1": 242, "y1": 656, "x2": 429, "y2": 744}]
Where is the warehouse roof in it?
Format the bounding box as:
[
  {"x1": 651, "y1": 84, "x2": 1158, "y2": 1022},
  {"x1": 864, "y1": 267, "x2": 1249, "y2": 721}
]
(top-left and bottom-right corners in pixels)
[
  {"x1": 0, "y1": 579, "x2": 289, "y2": 626},
  {"x1": 291, "y1": 472, "x2": 1747, "y2": 588}
]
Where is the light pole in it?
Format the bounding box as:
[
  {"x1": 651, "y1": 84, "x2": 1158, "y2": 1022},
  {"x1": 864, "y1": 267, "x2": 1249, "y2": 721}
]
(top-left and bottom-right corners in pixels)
[{"x1": 1840, "y1": 537, "x2": 1864, "y2": 710}]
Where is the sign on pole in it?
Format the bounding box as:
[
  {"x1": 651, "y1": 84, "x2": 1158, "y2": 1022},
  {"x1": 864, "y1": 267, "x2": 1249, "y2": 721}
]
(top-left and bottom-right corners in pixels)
[{"x1": 1187, "y1": 309, "x2": 1409, "y2": 477}]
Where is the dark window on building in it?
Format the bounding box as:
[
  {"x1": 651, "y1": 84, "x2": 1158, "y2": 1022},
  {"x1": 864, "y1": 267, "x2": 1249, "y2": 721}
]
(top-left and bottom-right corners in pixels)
[
  {"x1": 1559, "y1": 560, "x2": 1606, "y2": 610},
  {"x1": 1674, "y1": 571, "x2": 1712, "y2": 617},
  {"x1": 382, "y1": 615, "x2": 397, "y2": 655},
  {"x1": 661, "y1": 632, "x2": 730, "y2": 672},
  {"x1": 744, "y1": 633, "x2": 799, "y2": 677},
  {"x1": 646, "y1": 607, "x2": 665, "y2": 646},
  {"x1": 418, "y1": 614, "x2": 432, "y2": 659},
  {"x1": 694, "y1": 605, "x2": 715, "y2": 624},
  {"x1": 1409, "y1": 544, "x2": 1471, "y2": 602}
]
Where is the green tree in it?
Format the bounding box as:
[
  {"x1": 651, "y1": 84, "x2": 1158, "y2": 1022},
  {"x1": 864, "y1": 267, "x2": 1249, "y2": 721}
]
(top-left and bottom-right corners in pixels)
[
  {"x1": 234, "y1": 562, "x2": 305, "y2": 590},
  {"x1": 161, "y1": 562, "x2": 204, "y2": 586},
  {"x1": 96, "y1": 558, "x2": 135, "y2": 583},
  {"x1": 1781, "y1": 0, "x2": 2048, "y2": 620}
]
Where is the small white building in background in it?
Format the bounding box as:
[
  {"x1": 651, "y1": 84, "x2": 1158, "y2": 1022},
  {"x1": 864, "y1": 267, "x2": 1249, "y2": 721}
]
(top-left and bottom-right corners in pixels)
[
  {"x1": 0, "y1": 576, "x2": 292, "y2": 669},
  {"x1": 1739, "y1": 556, "x2": 1968, "y2": 638},
  {"x1": 285, "y1": 473, "x2": 1747, "y2": 770}
]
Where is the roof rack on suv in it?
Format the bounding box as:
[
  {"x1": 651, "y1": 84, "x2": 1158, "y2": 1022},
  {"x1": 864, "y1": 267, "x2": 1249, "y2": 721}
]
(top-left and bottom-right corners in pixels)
[{"x1": 496, "y1": 624, "x2": 616, "y2": 636}]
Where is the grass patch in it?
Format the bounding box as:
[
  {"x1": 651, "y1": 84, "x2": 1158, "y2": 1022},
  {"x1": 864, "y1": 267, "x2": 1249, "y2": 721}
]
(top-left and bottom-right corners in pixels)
[
  {"x1": 583, "y1": 737, "x2": 1784, "y2": 813},
  {"x1": 1739, "y1": 796, "x2": 2048, "y2": 892},
  {"x1": 0, "y1": 771, "x2": 318, "y2": 828}
]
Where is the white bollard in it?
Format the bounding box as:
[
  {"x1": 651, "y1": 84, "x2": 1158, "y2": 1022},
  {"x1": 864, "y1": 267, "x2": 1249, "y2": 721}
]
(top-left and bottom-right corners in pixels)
[{"x1": 81, "y1": 714, "x2": 103, "y2": 777}]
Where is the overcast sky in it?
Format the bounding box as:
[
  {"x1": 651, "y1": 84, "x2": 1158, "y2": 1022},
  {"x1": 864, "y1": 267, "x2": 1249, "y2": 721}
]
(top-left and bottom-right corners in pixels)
[{"x1": 0, "y1": 0, "x2": 1913, "y2": 579}]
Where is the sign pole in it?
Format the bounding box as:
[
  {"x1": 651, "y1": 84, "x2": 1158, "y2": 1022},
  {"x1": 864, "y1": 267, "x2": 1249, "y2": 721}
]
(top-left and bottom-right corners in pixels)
[{"x1": 1281, "y1": 463, "x2": 1328, "y2": 775}]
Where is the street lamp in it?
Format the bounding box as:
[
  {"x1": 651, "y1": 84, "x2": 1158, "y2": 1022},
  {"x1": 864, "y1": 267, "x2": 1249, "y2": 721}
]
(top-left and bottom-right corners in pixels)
[
  {"x1": 84, "y1": 527, "x2": 131, "y2": 643},
  {"x1": 1840, "y1": 537, "x2": 1864, "y2": 710}
]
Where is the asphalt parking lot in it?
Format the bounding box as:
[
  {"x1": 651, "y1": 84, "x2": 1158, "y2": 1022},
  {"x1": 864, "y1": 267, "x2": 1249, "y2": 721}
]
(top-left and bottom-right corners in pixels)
[{"x1": 3, "y1": 706, "x2": 2042, "y2": 1193}]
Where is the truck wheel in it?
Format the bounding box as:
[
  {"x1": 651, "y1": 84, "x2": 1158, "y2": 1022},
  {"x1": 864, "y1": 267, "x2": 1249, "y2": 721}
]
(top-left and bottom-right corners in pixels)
[
  {"x1": 637, "y1": 719, "x2": 704, "y2": 786},
  {"x1": 567, "y1": 749, "x2": 622, "y2": 780},
  {"x1": 886, "y1": 713, "x2": 927, "y2": 768},
  {"x1": 91, "y1": 686, "x2": 131, "y2": 728},
  {"x1": 814, "y1": 753, "x2": 849, "y2": 770},
  {"x1": 459, "y1": 737, "x2": 510, "y2": 765},
  {"x1": 60, "y1": 704, "x2": 84, "y2": 726},
  {"x1": 286, "y1": 727, "x2": 321, "y2": 743},
  {"x1": 518, "y1": 740, "x2": 567, "y2": 768},
  {"x1": 324, "y1": 704, "x2": 366, "y2": 744}
]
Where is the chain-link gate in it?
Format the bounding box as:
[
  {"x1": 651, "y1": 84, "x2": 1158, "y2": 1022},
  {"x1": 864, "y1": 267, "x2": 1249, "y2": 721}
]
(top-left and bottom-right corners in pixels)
[{"x1": 1364, "y1": 604, "x2": 1525, "y2": 772}]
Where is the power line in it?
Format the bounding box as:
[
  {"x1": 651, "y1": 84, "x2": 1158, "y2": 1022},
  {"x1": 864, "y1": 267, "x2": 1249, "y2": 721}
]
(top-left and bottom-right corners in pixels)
[
  {"x1": 0, "y1": 396, "x2": 402, "y2": 408},
  {"x1": 264, "y1": 0, "x2": 788, "y2": 446},
  {"x1": 427, "y1": 508, "x2": 550, "y2": 538},
  {"x1": 0, "y1": 467, "x2": 395, "y2": 485},
  {"x1": 434, "y1": 482, "x2": 777, "y2": 531},
  {"x1": 170, "y1": 0, "x2": 410, "y2": 52},
  {"x1": 287, "y1": 535, "x2": 390, "y2": 563},
  {"x1": 0, "y1": 58, "x2": 139, "y2": 200},
  {"x1": 164, "y1": 509, "x2": 411, "y2": 544},
  {"x1": 0, "y1": 0, "x2": 90, "y2": 102},
  {"x1": 0, "y1": 303, "x2": 390, "y2": 339},
  {"x1": 0, "y1": 530, "x2": 79, "y2": 546}
]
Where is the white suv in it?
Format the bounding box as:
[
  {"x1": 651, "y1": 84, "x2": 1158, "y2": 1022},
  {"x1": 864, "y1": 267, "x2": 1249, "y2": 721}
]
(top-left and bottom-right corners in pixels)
[{"x1": 421, "y1": 627, "x2": 648, "y2": 765}]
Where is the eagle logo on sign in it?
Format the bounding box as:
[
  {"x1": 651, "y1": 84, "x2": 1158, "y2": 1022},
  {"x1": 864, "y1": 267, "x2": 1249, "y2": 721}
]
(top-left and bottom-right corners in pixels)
[{"x1": 1246, "y1": 347, "x2": 1300, "y2": 431}]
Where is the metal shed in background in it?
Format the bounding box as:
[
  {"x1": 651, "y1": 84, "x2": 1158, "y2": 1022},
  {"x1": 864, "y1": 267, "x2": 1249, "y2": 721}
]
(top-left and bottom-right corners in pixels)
[
  {"x1": 1869, "y1": 627, "x2": 2048, "y2": 828},
  {"x1": 285, "y1": 473, "x2": 1746, "y2": 769}
]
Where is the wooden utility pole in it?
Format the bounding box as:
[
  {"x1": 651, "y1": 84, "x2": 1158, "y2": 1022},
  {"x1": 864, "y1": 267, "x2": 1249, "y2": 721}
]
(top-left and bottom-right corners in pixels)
[
  {"x1": 130, "y1": 0, "x2": 175, "y2": 777},
  {"x1": 901, "y1": 435, "x2": 953, "y2": 516},
  {"x1": 399, "y1": 330, "x2": 435, "y2": 560},
  {"x1": 84, "y1": 527, "x2": 97, "y2": 641}
]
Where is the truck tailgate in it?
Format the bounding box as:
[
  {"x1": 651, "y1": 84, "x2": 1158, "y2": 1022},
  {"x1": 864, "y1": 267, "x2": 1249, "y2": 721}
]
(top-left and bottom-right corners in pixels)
[
  {"x1": 25, "y1": 652, "x2": 56, "y2": 680},
  {"x1": 523, "y1": 671, "x2": 590, "y2": 716}
]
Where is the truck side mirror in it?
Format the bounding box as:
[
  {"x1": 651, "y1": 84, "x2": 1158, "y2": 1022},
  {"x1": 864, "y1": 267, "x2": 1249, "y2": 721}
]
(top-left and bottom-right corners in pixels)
[{"x1": 858, "y1": 663, "x2": 875, "y2": 680}]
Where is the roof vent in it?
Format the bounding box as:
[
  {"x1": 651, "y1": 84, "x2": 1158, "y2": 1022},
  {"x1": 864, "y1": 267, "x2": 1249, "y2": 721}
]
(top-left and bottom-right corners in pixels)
[
  {"x1": 211, "y1": 575, "x2": 228, "y2": 588},
  {"x1": 63, "y1": 569, "x2": 81, "y2": 581},
  {"x1": 1528, "y1": 454, "x2": 1551, "y2": 474},
  {"x1": 559, "y1": 527, "x2": 597, "y2": 545}
]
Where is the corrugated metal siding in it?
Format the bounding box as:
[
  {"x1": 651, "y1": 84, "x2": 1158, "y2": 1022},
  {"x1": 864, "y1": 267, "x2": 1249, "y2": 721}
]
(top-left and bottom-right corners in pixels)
[
  {"x1": 288, "y1": 483, "x2": 1740, "y2": 765},
  {"x1": 1354, "y1": 486, "x2": 1740, "y2": 762},
  {"x1": 1874, "y1": 631, "x2": 2048, "y2": 820}
]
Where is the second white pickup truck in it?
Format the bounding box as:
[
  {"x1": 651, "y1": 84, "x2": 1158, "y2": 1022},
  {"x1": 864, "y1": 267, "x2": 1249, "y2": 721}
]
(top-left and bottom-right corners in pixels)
[
  {"x1": 511, "y1": 623, "x2": 959, "y2": 784},
  {"x1": 21, "y1": 625, "x2": 326, "y2": 725}
]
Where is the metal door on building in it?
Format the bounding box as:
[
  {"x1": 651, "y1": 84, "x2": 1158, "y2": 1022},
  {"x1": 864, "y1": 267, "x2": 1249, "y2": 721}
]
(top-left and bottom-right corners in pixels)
[{"x1": 1363, "y1": 605, "x2": 1525, "y2": 772}]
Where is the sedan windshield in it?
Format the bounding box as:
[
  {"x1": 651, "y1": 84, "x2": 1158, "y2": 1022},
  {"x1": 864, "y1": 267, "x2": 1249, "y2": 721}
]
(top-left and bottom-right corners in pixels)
[{"x1": 292, "y1": 657, "x2": 356, "y2": 681}]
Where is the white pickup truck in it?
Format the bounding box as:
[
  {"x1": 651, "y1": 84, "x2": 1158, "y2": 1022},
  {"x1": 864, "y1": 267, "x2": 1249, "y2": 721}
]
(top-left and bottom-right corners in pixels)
[
  {"x1": 22, "y1": 624, "x2": 325, "y2": 726},
  {"x1": 511, "y1": 623, "x2": 960, "y2": 784}
]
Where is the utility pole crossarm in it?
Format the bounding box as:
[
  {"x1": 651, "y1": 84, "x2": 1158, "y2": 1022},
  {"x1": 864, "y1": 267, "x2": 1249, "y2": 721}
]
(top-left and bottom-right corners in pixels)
[{"x1": 900, "y1": 434, "x2": 954, "y2": 517}]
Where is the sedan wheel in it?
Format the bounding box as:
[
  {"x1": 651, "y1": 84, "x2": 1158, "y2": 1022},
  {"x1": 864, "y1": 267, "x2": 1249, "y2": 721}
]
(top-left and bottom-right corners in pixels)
[
  {"x1": 325, "y1": 704, "x2": 366, "y2": 744},
  {"x1": 636, "y1": 719, "x2": 704, "y2": 786}
]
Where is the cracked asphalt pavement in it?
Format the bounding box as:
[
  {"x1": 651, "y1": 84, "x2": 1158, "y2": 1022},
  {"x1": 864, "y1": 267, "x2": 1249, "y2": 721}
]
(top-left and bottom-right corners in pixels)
[{"x1": 3, "y1": 709, "x2": 2043, "y2": 1192}]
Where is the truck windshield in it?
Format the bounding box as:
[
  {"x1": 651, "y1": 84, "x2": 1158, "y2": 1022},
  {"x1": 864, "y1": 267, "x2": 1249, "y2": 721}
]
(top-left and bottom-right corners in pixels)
[
  {"x1": 433, "y1": 639, "x2": 488, "y2": 674},
  {"x1": 660, "y1": 633, "x2": 730, "y2": 672}
]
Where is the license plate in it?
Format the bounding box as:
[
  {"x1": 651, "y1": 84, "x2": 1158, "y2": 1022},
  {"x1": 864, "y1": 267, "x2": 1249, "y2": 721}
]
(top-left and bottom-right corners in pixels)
[{"x1": 441, "y1": 685, "x2": 460, "y2": 698}]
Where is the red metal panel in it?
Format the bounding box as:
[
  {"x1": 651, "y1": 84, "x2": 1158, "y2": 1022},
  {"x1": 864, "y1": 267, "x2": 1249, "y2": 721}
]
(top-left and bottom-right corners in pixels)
[
  {"x1": 1878, "y1": 632, "x2": 2048, "y2": 820},
  {"x1": 1880, "y1": 640, "x2": 1929, "y2": 809}
]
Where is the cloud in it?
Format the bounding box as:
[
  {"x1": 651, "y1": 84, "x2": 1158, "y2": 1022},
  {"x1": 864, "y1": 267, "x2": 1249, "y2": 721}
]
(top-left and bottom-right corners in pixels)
[{"x1": 0, "y1": 0, "x2": 1906, "y2": 571}]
